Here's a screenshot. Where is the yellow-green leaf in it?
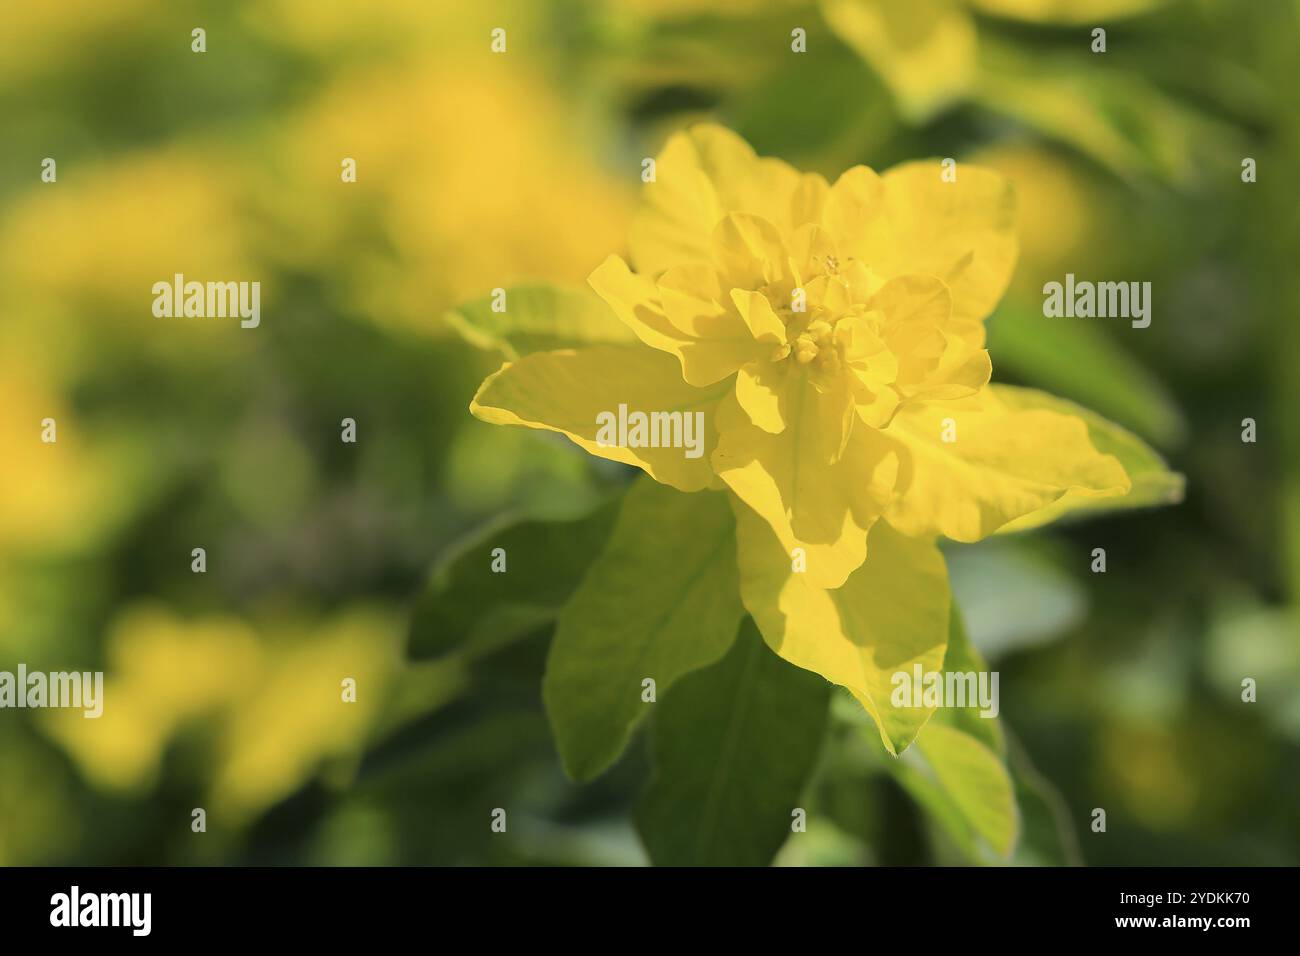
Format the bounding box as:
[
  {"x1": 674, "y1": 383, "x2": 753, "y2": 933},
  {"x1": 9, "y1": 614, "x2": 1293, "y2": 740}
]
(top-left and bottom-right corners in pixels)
[
  {"x1": 895, "y1": 722, "x2": 1019, "y2": 860},
  {"x1": 993, "y1": 384, "x2": 1184, "y2": 533},
  {"x1": 821, "y1": 0, "x2": 977, "y2": 122},
  {"x1": 882, "y1": 385, "x2": 1131, "y2": 541},
  {"x1": 975, "y1": 39, "x2": 1237, "y2": 187},
  {"x1": 988, "y1": 304, "x2": 1187, "y2": 446},
  {"x1": 734, "y1": 497, "x2": 950, "y2": 754},
  {"x1": 969, "y1": 0, "x2": 1169, "y2": 26},
  {"x1": 471, "y1": 345, "x2": 729, "y2": 493},
  {"x1": 445, "y1": 283, "x2": 635, "y2": 359}
]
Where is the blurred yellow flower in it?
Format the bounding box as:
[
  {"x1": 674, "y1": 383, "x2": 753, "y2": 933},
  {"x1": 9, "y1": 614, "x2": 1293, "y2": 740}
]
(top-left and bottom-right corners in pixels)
[
  {"x1": 0, "y1": 352, "x2": 147, "y2": 647},
  {"x1": 42, "y1": 604, "x2": 407, "y2": 823},
  {"x1": 268, "y1": 60, "x2": 634, "y2": 328},
  {"x1": 0, "y1": 149, "x2": 254, "y2": 373},
  {"x1": 0, "y1": 363, "x2": 110, "y2": 553}
]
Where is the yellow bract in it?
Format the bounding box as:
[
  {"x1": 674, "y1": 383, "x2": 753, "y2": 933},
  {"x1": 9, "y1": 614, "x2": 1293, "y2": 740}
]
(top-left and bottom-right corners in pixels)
[
  {"x1": 821, "y1": 0, "x2": 1170, "y2": 123},
  {"x1": 471, "y1": 124, "x2": 1135, "y2": 752}
]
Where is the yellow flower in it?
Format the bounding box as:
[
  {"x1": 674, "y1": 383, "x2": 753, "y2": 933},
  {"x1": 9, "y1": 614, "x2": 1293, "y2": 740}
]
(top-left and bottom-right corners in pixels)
[{"x1": 471, "y1": 125, "x2": 1163, "y2": 752}]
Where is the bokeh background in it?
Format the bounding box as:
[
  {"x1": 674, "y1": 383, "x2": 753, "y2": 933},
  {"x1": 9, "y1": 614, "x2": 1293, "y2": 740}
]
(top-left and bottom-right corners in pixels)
[{"x1": 1, "y1": 0, "x2": 1297, "y2": 865}]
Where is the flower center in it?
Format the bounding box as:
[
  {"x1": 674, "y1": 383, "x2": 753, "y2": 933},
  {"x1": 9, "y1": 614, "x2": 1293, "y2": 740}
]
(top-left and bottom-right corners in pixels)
[{"x1": 756, "y1": 267, "x2": 883, "y2": 383}]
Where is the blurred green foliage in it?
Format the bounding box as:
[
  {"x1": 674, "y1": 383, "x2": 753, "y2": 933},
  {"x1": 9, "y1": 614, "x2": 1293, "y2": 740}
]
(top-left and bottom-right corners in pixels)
[{"x1": 1, "y1": 0, "x2": 1297, "y2": 865}]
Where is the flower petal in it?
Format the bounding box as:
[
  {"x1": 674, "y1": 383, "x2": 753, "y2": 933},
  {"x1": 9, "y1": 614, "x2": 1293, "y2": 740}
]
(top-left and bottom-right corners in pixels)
[
  {"x1": 881, "y1": 384, "x2": 1131, "y2": 541},
  {"x1": 786, "y1": 223, "x2": 840, "y2": 288},
  {"x1": 470, "y1": 345, "x2": 729, "y2": 492},
  {"x1": 734, "y1": 361, "x2": 794, "y2": 434},
  {"x1": 842, "y1": 161, "x2": 1018, "y2": 337},
  {"x1": 629, "y1": 124, "x2": 819, "y2": 276},
  {"x1": 910, "y1": 344, "x2": 992, "y2": 401},
  {"x1": 734, "y1": 499, "x2": 950, "y2": 755},
  {"x1": 589, "y1": 254, "x2": 759, "y2": 387},
  {"x1": 869, "y1": 273, "x2": 952, "y2": 340},
  {"x1": 712, "y1": 389, "x2": 898, "y2": 588},
  {"x1": 711, "y1": 213, "x2": 790, "y2": 291},
  {"x1": 822, "y1": 165, "x2": 885, "y2": 249},
  {"x1": 729, "y1": 288, "x2": 787, "y2": 344}
]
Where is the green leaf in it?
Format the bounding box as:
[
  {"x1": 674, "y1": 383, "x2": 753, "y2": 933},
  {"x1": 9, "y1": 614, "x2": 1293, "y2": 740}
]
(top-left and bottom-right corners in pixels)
[
  {"x1": 988, "y1": 304, "x2": 1187, "y2": 446},
  {"x1": 407, "y1": 500, "x2": 621, "y2": 661},
  {"x1": 1006, "y1": 732, "x2": 1082, "y2": 866},
  {"x1": 930, "y1": 605, "x2": 1004, "y2": 757},
  {"x1": 544, "y1": 478, "x2": 746, "y2": 781},
  {"x1": 636, "y1": 619, "x2": 832, "y2": 866},
  {"x1": 894, "y1": 722, "x2": 1020, "y2": 861},
  {"x1": 731, "y1": 28, "x2": 898, "y2": 172},
  {"x1": 992, "y1": 384, "x2": 1184, "y2": 533},
  {"x1": 445, "y1": 283, "x2": 635, "y2": 359}
]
